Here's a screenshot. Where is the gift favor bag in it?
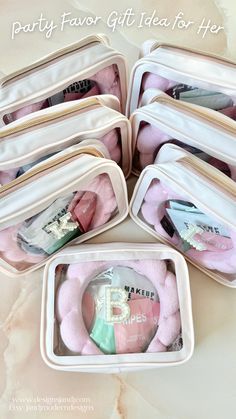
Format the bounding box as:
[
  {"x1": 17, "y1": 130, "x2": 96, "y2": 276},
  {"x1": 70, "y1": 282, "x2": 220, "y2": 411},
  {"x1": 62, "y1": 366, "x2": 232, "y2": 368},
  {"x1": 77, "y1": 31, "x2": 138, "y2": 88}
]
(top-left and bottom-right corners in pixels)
[
  {"x1": 0, "y1": 34, "x2": 128, "y2": 125},
  {"x1": 130, "y1": 144, "x2": 236, "y2": 287},
  {"x1": 0, "y1": 95, "x2": 132, "y2": 185},
  {"x1": 127, "y1": 41, "x2": 236, "y2": 118},
  {"x1": 40, "y1": 243, "x2": 193, "y2": 372},
  {"x1": 0, "y1": 143, "x2": 128, "y2": 276},
  {"x1": 130, "y1": 92, "x2": 236, "y2": 177}
]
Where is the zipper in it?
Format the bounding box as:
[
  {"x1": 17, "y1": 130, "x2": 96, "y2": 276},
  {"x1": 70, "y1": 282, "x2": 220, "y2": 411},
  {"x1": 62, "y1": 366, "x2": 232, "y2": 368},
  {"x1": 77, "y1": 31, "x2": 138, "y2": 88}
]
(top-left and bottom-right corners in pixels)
[
  {"x1": 154, "y1": 94, "x2": 236, "y2": 135},
  {"x1": 1, "y1": 35, "x2": 107, "y2": 88},
  {"x1": 140, "y1": 45, "x2": 236, "y2": 91},
  {"x1": 181, "y1": 155, "x2": 236, "y2": 197},
  {"x1": 54, "y1": 242, "x2": 177, "y2": 257},
  {"x1": 149, "y1": 42, "x2": 236, "y2": 68},
  {"x1": 0, "y1": 146, "x2": 104, "y2": 195},
  {"x1": 0, "y1": 97, "x2": 100, "y2": 137},
  {"x1": 142, "y1": 55, "x2": 235, "y2": 91}
]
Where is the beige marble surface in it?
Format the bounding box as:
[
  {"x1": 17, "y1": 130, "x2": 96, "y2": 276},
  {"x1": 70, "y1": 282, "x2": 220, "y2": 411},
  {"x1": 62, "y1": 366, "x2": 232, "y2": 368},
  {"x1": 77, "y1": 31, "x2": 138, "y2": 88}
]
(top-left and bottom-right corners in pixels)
[{"x1": 0, "y1": 0, "x2": 236, "y2": 418}]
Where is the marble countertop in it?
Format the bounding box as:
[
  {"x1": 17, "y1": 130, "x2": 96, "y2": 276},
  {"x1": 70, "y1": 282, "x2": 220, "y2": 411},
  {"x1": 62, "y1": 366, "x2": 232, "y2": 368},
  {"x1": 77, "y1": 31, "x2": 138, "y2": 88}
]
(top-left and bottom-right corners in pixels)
[{"x1": 0, "y1": 0, "x2": 236, "y2": 418}]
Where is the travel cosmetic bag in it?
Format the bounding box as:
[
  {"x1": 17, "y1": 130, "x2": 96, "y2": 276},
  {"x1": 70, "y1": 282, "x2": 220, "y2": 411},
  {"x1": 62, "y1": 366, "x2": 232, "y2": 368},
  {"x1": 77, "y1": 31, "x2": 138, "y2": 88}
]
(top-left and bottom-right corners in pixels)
[
  {"x1": 0, "y1": 34, "x2": 128, "y2": 126},
  {"x1": 130, "y1": 143, "x2": 236, "y2": 287},
  {"x1": 0, "y1": 142, "x2": 128, "y2": 276},
  {"x1": 40, "y1": 242, "x2": 194, "y2": 373},
  {"x1": 0, "y1": 95, "x2": 132, "y2": 186},
  {"x1": 126, "y1": 41, "x2": 236, "y2": 117},
  {"x1": 130, "y1": 92, "x2": 236, "y2": 176}
]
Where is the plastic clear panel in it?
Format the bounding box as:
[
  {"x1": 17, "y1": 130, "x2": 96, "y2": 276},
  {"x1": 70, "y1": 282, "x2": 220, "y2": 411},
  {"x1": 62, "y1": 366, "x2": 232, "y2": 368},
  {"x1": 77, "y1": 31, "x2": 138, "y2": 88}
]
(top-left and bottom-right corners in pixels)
[
  {"x1": 0, "y1": 173, "x2": 118, "y2": 271},
  {"x1": 54, "y1": 259, "x2": 182, "y2": 356},
  {"x1": 3, "y1": 65, "x2": 121, "y2": 124},
  {"x1": 140, "y1": 72, "x2": 236, "y2": 120},
  {"x1": 139, "y1": 177, "x2": 236, "y2": 282}
]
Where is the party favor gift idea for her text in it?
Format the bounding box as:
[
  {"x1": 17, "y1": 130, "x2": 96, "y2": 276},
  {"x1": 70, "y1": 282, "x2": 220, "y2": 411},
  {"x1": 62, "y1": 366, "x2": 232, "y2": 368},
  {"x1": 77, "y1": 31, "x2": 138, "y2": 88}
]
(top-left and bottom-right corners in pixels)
[
  {"x1": 0, "y1": 34, "x2": 127, "y2": 125},
  {"x1": 0, "y1": 143, "x2": 128, "y2": 276},
  {"x1": 126, "y1": 40, "x2": 236, "y2": 118},
  {"x1": 130, "y1": 92, "x2": 236, "y2": 176},
  {"x1": 130, "y1": 143, "x2": 236, "y2": 287},
  {"x1": 0, "y1": 95, "x2": 132, "y2": 186},
  {"x1": 40, "y1": 243, "x2": 193, "y2": 372}
]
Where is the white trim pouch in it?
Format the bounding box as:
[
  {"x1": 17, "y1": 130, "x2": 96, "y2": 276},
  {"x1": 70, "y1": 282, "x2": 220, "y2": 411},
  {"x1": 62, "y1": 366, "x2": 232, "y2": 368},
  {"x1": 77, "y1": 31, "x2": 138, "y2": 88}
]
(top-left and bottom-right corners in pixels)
[
  {"x1": 0, "y1": 95, "x2": 132, "y2": 184},
  {"x1": 130, "y1": 143, "x2": 236, "y2": 287},
  {"x1": 130, "y1": 92, "x2": 236, "y2": 177},
  {"x1": 126, "y1": 41, "x2": 236, "y2": 117},
  {"x1": 0, "y1": 142, "x2": 128, "y2": 276},
  {"x1": 40, "y1": 242, "x2": 194, "y2": 373},
  {"x1": 0, "y1": 34, "x2": 128, "y2": 125}
]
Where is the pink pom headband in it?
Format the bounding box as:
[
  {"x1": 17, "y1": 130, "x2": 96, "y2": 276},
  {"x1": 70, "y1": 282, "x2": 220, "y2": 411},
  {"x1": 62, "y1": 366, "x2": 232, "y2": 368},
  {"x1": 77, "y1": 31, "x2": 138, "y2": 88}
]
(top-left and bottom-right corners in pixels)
[
  {"x1": 141, "y1": 179, "x2": 236, "y2": 275},
  {"x1": 56, "y1": 258, "x2": 181, "y2": 355}
]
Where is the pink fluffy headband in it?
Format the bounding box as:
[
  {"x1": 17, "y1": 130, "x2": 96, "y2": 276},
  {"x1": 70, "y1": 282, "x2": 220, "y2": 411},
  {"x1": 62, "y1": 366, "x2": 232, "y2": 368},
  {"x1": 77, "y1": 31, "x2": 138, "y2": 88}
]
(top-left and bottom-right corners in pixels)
[
  {"x1": 56, "y1": 258, "x2": 181, "y2": 355},
  {"x1": 141, "y1": 179, "x2": 236, "y2": 274}
]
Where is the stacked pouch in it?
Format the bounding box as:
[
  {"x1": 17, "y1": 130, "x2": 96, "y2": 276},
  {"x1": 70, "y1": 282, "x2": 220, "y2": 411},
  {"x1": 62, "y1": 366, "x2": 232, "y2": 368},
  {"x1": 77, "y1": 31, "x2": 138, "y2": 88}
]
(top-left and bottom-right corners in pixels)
[
  {"x1": 0, "y1": 95, "x2": 132, "y2": 185},
  {"x1": 4, "y1": 34, "x2": 236, "y2": 373},
  {"x1": 130, "y1": 143, "x2": 236, "y2": 287},
  {"x1": 126, "y1": 41, "x2": 236, "y2": 118},
  {"x1": 130, "y1": 92, "x2": 236, "y2": 176},
  {"x1": 0, "y1": 34, "x2": 127, "y2": 125},
  {"x1": 0, "y1": 141, "x2": 128, "y2": 276},
  {"x1": 40, "y1": 243, "x2": 193, "y2": 372}
]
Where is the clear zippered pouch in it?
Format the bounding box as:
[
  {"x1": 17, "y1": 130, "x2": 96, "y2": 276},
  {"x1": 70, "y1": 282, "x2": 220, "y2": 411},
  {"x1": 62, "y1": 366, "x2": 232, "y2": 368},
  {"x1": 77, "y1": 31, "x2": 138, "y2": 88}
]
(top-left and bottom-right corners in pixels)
[
  {"x1": 130, "y1": 92, "x2": 236, "y2": 176},
  {"x1": 127, "y1": 41, "x2": 236, "y2": 117},
  {"x1": 0, "y1": 34, "x2": 128, "y2": 125},
  {"x1": 0, "y1": 143, "x2": 128, "y2": 276},
  {"x1": 0, "y1": 95, "x2": 132, "y2": 185},
  {"x1": 40, "y1": 243, "x2": 193, "y2": 373},
  {"x1": 130, "y1": 143, "x2": 236, "y2": 287}
]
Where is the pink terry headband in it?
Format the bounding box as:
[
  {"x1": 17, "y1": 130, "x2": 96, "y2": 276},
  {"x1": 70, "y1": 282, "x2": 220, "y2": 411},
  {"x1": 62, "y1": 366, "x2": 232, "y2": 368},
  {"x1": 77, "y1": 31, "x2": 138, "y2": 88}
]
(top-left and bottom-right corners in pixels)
[
  {"x1": 0, "y1": 128, "x2": 121, "y2": 187},
  {"x1": 136, "y1": 123, "x2": 236, "y2": 181},
  {"x1": 141, "y1": 179, "x2": 236, "y2": 274},
  {"x1": 56, "y1": 259, "x2": 181, "y2": 355},
  {"x1": 4, "y1": 64, "x2": 121, "y2": 124},
  {"x1": 0, "y1": 174, "x2": 117, "y2": 268}
]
